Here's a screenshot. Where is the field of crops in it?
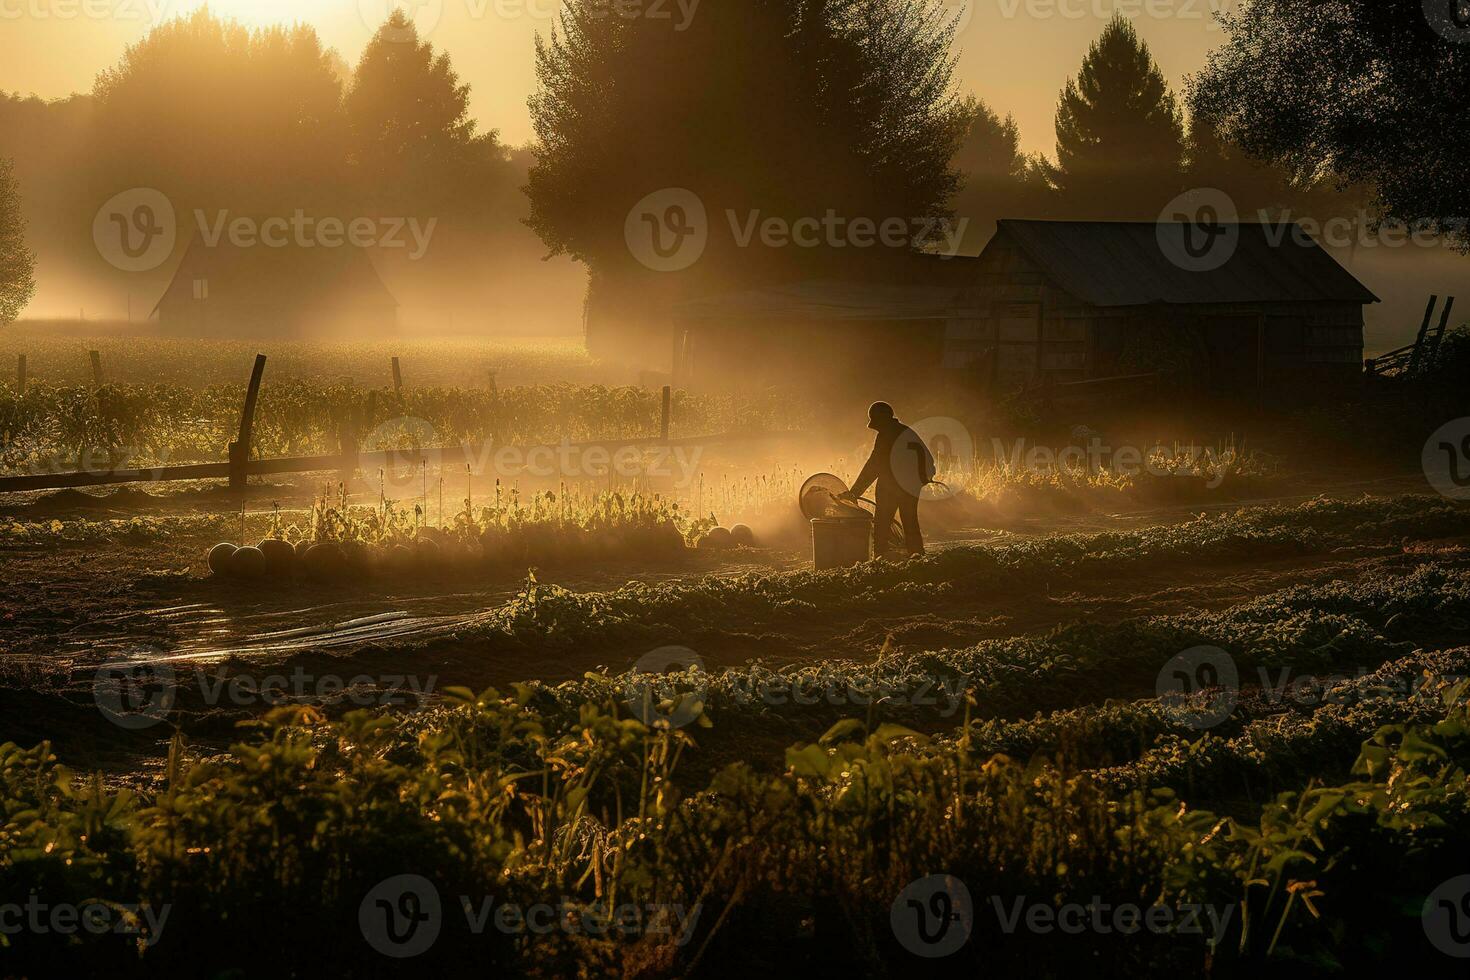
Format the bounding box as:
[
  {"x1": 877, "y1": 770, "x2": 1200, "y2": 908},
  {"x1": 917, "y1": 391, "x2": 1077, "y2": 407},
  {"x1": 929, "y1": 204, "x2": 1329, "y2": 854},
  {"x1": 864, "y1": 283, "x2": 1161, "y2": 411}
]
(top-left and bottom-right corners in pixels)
[
  {"x1": 0, "y1": 331, "x2": 1466, "y2": 976},
  {"x1": 2, "y1": 489, "x2": 1468, "y2": 975},
  {"x1": 0, "y1": 329, "x2": 601, "y2": 387}
]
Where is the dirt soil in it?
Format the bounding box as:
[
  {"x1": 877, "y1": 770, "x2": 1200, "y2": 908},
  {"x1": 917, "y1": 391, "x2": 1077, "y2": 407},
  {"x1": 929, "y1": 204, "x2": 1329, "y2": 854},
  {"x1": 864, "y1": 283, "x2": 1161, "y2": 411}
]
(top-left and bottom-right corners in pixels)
[{"x1": 0, "y1": 465, "x2": 1446, "y2": 775}]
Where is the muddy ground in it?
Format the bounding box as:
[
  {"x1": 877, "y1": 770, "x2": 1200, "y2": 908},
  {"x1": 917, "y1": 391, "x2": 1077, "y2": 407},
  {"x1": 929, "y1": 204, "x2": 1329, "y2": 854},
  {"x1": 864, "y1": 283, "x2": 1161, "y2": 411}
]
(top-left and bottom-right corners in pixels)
[{"x1": 0, "y1": 463, "x2": 1444, "y2": 776}]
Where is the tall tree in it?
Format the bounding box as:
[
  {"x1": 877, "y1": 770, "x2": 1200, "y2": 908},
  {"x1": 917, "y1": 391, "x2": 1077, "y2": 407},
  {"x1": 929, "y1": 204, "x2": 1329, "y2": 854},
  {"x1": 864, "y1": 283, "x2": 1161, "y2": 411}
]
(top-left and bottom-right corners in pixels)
[
  {"x1": 949, "y1": 96, "x2": 1054, "y2": 245},
  {"x1": 1050, "y1": 15, "x2": 1184, "y2": 218},
  {"x1": 346, "y1": 11, "x2": 507, "y2": 218},
  {"x1": 0, "y1": 158, "x2": 36, "y2": 324},
  {"x1": 91, "y1": 10, "x2": 347, "y2": 214},
  {"x1": 1189, "y1": 0, "x2": 1470, "y2": 248},
  {"x1": 525, "y1": 0, "x2": 966, "y2": 288}
]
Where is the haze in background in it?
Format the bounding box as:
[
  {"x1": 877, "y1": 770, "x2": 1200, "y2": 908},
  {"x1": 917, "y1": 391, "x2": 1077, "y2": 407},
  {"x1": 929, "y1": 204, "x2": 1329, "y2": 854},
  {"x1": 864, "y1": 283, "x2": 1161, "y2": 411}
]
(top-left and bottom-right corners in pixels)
[{"x1": 1, "y1": 0, "x2": 1466, "y2": 348}]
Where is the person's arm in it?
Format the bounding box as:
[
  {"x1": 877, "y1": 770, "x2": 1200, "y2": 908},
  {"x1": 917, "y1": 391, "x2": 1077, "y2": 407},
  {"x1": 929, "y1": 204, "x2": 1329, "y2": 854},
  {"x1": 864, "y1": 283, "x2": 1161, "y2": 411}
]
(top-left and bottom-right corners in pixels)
[{"x1": 847, "y1": 434, "x2": 883, "y2": 498}]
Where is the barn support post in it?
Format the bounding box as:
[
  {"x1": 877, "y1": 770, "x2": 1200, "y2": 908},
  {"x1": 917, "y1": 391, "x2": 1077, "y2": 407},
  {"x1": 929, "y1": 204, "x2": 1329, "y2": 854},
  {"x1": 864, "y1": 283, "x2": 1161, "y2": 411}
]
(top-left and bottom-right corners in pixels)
[
  {"x1": 659, "y1": 385, "x2": 671, "y2": 442},
  {"x1": 16, "y1": 354, "x2": 25, "y2": 393},
  {"x1": 228, "y1": 354, "x2": 268, "y2": 490},
  {"x1": 89, "y1": 350, "x2": 103, "y2": 387}
]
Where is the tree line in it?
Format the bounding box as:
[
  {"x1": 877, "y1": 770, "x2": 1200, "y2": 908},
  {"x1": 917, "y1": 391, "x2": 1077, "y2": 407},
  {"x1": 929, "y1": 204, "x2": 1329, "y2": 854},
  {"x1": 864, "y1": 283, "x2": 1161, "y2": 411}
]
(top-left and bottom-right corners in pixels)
[{"x1": 0, "y1": 2, "x2": 1464, "y2": 326}]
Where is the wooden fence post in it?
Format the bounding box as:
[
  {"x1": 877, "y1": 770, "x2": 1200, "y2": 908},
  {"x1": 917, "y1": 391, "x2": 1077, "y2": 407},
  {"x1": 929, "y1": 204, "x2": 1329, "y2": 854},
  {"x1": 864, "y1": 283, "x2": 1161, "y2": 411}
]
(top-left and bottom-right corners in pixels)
[
  {"x1": 16, "y1": 354, "x2": 25, "y2": 394},
  {"x1": 89, "y1": 350, "x2": 104, "y2": 387},
  {"x1": 228, "y1": 354, "x2": 268, "y2": 490},
  {"x1": 337, "y1": 411, "x2": 358, "y2": 488},
  {"x1": 391, "y1": 357, "x2": 404, "y2": 400},
  {"x1": 659, "y1": 385, "x2": 671, "y2": 441}
]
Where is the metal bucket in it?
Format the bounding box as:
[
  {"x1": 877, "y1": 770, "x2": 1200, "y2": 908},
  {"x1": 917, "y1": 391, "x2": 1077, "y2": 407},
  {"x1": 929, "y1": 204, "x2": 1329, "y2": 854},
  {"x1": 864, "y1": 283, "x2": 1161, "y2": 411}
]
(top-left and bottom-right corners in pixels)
[{"x1": 811, "y1": 517, "x2": 872, "y2": 570}]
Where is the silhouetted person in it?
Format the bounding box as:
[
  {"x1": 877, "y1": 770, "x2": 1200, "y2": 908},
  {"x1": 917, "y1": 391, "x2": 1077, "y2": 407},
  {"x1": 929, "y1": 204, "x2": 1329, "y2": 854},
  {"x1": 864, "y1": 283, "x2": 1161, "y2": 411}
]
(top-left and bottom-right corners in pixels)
[{"x1": 840, "y1": 402, "x2": 934, "y2": 556}]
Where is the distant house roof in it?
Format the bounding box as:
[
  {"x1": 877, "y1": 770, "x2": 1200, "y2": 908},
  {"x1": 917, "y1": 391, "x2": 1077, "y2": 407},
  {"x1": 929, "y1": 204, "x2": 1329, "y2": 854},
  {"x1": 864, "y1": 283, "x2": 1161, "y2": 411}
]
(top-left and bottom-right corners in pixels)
[
  {"x1": 675, "y1": 279, "x2": 976, "y2": 321},
  {"x1": 994, "y1": 219, "x2": 1380, "y2": 307},
  {"x1": 151, "y1": 237, "x2": 398, "y2": 316}
]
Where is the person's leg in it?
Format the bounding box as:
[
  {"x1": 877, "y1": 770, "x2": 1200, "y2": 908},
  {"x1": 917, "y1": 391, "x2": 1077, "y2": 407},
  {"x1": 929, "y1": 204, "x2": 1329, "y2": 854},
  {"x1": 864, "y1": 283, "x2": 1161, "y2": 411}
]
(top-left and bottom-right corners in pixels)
[
  {"x1": 899, "y1": 494, "x2": 923, "y2": 554},
  {"x1": 872, "y1": 491, "x2": 898, "y2": 557}
]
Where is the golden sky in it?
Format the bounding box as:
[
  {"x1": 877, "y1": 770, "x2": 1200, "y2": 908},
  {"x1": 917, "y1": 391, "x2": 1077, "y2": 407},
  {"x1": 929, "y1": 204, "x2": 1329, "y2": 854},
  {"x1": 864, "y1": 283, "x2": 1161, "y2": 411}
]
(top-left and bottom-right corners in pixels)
[{"x1": 0, "y1": 0, "x2": 1238, "y2": 156}]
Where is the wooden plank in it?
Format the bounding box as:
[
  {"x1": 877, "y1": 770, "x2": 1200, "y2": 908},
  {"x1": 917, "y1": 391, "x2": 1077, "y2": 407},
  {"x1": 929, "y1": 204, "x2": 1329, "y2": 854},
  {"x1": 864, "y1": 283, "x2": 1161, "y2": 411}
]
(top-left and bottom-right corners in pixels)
[
  {"x1": 0, "y1": 462, "x2": 232, "y2": 493},
  {"x1": 1408, "y1": 295, "x2": 1438, "y2": 374},
  {"x1": 0, "y1": 430, "x2": 806, "y2": 495},
  {"x1": 89, "y1": 350, "x2": 103, "y2": 387},
  {"x1": 228, "y1": 354, "x2": 268, "y2": 490}
]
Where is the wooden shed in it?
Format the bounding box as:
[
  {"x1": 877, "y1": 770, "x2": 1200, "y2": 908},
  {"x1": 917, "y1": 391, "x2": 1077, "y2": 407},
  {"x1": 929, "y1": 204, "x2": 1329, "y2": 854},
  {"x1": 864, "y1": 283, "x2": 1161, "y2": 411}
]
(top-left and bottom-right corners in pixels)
[
  {"x1": 671, "y1": 219, "x2": 1377, "y2": 398},
  {"x1": 152, "y1": 237, "x2": 398, "y2": 337}
]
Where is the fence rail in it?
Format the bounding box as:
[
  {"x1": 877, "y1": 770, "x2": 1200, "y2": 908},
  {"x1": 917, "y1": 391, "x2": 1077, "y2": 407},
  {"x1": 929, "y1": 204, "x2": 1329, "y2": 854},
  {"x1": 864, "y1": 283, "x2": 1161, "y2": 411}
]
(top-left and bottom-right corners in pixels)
[{"x1": 0, "y1": 354, "x2": 769, "y2": 496}]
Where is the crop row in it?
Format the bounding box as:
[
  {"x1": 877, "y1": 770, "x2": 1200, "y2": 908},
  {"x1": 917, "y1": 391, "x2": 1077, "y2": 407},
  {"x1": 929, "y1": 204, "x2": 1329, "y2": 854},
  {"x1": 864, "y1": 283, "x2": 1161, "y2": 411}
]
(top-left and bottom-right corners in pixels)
[{"x1": 452, "y1": 494, "x2": 1470, "y2": 654}]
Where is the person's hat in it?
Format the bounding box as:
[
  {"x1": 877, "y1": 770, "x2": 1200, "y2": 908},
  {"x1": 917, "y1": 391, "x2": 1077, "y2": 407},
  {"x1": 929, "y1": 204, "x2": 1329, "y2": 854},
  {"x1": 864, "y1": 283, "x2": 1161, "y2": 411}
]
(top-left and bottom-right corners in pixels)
[{"x1": 867, "y1": 401, "x2": 895, "y2": 429}]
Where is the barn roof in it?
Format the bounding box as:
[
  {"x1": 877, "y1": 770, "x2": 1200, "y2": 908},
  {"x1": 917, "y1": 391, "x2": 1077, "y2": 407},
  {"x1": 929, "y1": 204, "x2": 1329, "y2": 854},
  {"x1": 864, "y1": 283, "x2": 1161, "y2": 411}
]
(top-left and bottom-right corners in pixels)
[
  {"x1": 151, "y1": 237, "x2": 398, "y2": 315},
  {"x1": 995, "y1": 219, "x2": 1379, "y2": 307}
]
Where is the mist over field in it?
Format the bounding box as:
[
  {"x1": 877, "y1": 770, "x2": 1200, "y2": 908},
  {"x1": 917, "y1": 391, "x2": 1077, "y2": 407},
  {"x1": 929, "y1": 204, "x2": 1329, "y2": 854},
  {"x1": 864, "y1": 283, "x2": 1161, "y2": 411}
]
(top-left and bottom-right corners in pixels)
[{"x1": 1, "y1": 2, "x2": 1470, "y2": 977}]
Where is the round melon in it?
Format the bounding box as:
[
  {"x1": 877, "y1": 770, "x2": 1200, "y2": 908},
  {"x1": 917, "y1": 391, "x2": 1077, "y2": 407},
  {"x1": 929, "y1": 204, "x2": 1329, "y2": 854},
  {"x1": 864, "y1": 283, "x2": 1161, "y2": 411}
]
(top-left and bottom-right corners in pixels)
[
  {"x1": 230, "y1": 545, "x2": 267, "y2": 580},
  {"x1": 729, "y1": 523, "x2": 755, "y2": 547},
  {"x1": 389, "y1": 543, "x2": 416, "y2": 575},
  {"x1": 207, "y1": 542, "x2": 238, "y2": 576},
  {"x1": 257, "y1": 538, "x2": 295, "y2": 574},
  {"x1": 699, "y1": 526, "x2": 735, "y2": 550},
  {"x1": 302, "y1": 542, "x2": 343, "y2": 581}
]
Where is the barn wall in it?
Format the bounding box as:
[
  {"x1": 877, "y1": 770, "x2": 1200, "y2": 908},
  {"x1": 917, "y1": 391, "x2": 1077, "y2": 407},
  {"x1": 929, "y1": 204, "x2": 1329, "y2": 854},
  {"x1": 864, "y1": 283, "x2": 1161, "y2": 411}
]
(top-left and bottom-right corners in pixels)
[{"x1": 936, "y1": 236, "x2": 1365, "y2": 395}]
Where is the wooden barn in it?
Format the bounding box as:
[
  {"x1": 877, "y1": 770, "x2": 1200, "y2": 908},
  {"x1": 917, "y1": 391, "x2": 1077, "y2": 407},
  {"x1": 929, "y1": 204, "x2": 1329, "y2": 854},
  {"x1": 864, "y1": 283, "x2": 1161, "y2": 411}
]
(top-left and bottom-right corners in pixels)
[
  {"x1": 670, "y1": 220, "x2": 1378, "y2": 399},
  {"x1": 152, "y1": 238, "x2": 398, "y2": 337}
]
